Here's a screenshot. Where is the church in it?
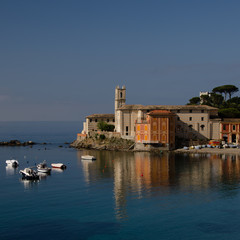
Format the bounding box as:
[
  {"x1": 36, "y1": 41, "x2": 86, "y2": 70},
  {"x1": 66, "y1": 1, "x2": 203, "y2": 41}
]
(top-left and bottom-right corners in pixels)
[{"x1": 81, "y1": 86, "x2": 223, "y2": 150}]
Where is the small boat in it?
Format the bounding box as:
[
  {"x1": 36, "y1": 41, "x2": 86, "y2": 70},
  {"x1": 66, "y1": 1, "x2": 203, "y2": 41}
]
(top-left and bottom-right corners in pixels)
[
  {"x1": 51, "y1": 163, "x2": 67, "y2": 169},
  {"x1": 19, "y1": 168, "x2": 39, "y2": 180},
  {"x1": 37, "y1": 160, "x2": 51, "y2": 173},
  {"x1": 81, "y1": 155, "x2": 96, "y2": 160},
  {"x1": 6, "y1": 159, "x2": 19, "y2": 167}
]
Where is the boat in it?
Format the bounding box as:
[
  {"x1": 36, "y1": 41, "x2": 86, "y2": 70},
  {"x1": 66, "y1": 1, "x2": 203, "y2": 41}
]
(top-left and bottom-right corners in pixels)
[
  {"x1": 51, "y1": 163, "x2": 67, "y2": 169},
  {"x1": 19, "y1": 168, "x2": 39, "y2": 180},
  {"x1": 37, "y1": 160, "x2": 51, "y2": 173},
  {"x1": 81, "y1": 155, "x2": 96, "y2": 160},
  {"x1": 6, "y1": 159, "x2": 19, "y2": 167}
]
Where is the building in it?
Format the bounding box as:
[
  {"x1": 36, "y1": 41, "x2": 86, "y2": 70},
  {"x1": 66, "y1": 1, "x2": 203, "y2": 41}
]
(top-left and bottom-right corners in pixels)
[
  {"x1": 81, "y1": 86, "x2": 225, "y2": 148},
  {"x1": 115, "y1": 86, "x2": 220, "y2": 142},
  {"x1": 82, "y1": 114, "x2": 115, "y2": 134},
  {"x1": 135, "y1": 110, "x2": 176, "y2": 150},
  {"x1": 220, "y1": 119, "x2": 240, "y2": 144}
]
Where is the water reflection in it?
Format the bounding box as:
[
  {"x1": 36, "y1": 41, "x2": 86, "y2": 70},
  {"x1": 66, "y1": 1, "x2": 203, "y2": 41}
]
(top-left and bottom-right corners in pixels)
[
  {"x1": 20, "y1": 178, "x2": 39, "y2": 189},
  {"x1": 77, "y1": 150, "x2": 240, "y2": 220},
  {"x1": 6, "y1": 165, "x2": 18, "y2": 175}
]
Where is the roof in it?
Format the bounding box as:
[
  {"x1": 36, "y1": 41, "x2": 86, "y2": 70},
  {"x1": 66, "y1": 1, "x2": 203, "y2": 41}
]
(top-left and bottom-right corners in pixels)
[
  {"x1": 148, "y1": 110, "x2": 175, "y2": 116},
  {"x1": 118, "y1": 104, "x2": 218, "y2": 111},
  {"x1": 86, "y1": 114, "x2": 114, "y2": 118}
]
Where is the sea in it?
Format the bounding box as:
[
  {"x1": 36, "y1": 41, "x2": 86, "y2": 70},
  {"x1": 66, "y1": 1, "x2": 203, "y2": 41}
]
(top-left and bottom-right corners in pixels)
[{"x1": 0, "y1": 121, "x2": 240, "y2": 240}]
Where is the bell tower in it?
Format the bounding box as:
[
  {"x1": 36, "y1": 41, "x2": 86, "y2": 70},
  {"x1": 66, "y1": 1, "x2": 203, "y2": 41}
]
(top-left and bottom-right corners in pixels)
[
  {"x1": 115, "y1": 86, "x2": 126, "y2": 133},
  {"x1": 115, "y1": 85, "x2": 126, "y2": 111}
]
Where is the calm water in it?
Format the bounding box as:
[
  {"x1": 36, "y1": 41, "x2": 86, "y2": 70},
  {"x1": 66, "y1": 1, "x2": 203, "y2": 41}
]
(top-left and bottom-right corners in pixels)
[{"x1": 0, "y1": 122, "x2": 240, "y2": 239}]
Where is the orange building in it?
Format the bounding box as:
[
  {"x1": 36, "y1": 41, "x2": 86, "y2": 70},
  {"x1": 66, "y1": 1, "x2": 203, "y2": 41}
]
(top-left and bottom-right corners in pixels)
[
  {"x1": 221, "y1": 119, "x2": 240, "y2": 144},
  {"x1": 135, "y1": 110, "x2": 176, "y2": 150}
]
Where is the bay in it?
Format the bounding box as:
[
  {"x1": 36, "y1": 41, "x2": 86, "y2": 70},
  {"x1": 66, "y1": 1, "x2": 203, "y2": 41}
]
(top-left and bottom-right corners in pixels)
[{"x1": 0, "y1": 122, "x2": 240, "y2": 239}]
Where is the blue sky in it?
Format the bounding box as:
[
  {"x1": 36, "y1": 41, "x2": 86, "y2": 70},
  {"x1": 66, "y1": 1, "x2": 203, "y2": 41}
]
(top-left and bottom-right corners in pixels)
[{"x1": 1, "y1": 0, "x2": 240, "y2": 121}]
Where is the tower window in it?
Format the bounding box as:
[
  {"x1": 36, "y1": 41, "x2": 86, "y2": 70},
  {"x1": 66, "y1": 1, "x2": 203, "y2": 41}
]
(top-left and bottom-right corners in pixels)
[{"x1": 120, "y1": 92, "x2": 122, "y2": 98}]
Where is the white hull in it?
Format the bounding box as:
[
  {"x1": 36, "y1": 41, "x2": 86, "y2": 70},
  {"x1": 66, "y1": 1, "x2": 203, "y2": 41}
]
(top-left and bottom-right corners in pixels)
[
  {"x1": 81, "y1": 155, "x2": 96, "y2": 160},
  {"x1": 6, "y1": 159, "x2": 19, "y2": 167},
  {"x1": 51, "y1": 163, "x2": 67, "y2": 169}
]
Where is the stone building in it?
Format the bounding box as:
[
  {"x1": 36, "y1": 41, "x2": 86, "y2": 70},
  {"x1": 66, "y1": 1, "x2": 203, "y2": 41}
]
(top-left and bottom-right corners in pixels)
[
  {"x1": 115, "y1": 86, "x2": 220, "y2": 143},
  {"x1": 81, "y1": 86, "x2": 223, "y2": 148},
  {"x1": 82, "y1": 114, "x2": 115, "y2": 134}
]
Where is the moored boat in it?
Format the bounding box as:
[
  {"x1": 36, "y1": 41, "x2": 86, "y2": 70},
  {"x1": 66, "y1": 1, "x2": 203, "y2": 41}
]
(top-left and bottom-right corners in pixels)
[
  {"x1": 81, "y1": 155, "x2": 96, "y2": 160},
  {"x1": 19, "y1": 168, "x2": 39, "y2": 180},
  {"x1": 51, "y1": 163, "x2": 67, "y2": 169},
  {"x1": 6, "y1": 159, "x2": 19, "y2": 167},
  {"x1": 37, "y1": 160, "x2": 51, "y2": 173}
]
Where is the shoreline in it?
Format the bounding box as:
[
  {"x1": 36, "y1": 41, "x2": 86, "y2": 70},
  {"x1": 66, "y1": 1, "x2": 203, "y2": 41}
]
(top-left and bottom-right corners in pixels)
[{"x1": 174, "y1": 147, "x2": 240, "y2": 155}]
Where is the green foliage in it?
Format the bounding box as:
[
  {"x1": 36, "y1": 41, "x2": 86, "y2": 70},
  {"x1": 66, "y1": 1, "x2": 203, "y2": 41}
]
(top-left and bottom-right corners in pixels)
[
  {"x1": 212, "y1": 85, "x2": 239, "y2": 100},
  {"x1": 97, "y1": 121, "x2": 115, "y2": 132},
  {"x1": 99, "y1": 134, "x2": 106, "y2": 140},
  {"x1": 187, "y1": 84, "x2": 239, "y2": 119},
  {"x1": 187, "y1": 97, "x2": 200, "y2": 105},
  {"x1": 218, "y1": 108, "x2": 240, "y2": 118}
]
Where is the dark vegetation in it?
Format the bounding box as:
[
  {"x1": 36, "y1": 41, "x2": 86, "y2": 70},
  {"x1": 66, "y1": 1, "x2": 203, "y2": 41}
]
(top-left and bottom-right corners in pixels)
[
  {"x1": 97, "y1": 121, "x2": 115, "y2": 132},
  {"x1": 187, "y1": 84, "x2": 240, "y2": 118}
]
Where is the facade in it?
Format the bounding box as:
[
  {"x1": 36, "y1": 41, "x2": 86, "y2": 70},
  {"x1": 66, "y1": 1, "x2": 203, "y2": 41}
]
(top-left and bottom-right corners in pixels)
[
  {"x1": 82, "y1": 114, "x2": 115, "y2": 134},
  {"x1": 220, "y1": 119, "x2": 240, "y2": 144},
  {"x1": 135, "y1": 110, "x2": 176, "y2": 150},
  {"x1": 80, "y1": 86, "x2": 229, "y2": 148}
]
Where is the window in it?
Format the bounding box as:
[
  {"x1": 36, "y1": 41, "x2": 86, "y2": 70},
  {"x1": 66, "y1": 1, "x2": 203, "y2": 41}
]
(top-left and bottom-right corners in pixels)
[
  {"x1": 201, "y1": 110, "x2": 204, "y2": 113},
  {"x1": 89, "y1": 119, "x2": 92, "y2": 122},
  {"x1": 126, "y1": 126, "x2": 128, "y2": 135},
  {"x1": 177, "y1": 110, "x2": 180, "y2": 113},
  {"x1": 189, "y1": 110, "x2": 192, "y2": 113},
  {"x1": 200, "y1": 125, "x2": 205, "y2": 131},
  {"x1": 189, "y1": 125, "x2": 193, "y2": 128},
  {"x1": 120, "y1": 92, "x2": 122, "y2": 98},
  {"x1": 107, "y1": 119, "x2": 109, "y2": 122},
  {"x1": 177, "y1": 117, "x2": 180, "y2": 121},
  {"x1": 233, "y1": 125, "x2": 236, "y2": 131},
  {"x1": 113, "y1": 119, "x2": 115, "y2": 122},
  {"x1": 223, "y1": 125, "x2": 226, "y2": 130},
  {"x1": 189, "y1": 117, "x2": 192, "y2": 121},
  {"x1": 95, "y1": 119, "x2": 98, "y2": 122},
  {"x1": 201, "y1": 117, "x2": 204, "y2": 121}
]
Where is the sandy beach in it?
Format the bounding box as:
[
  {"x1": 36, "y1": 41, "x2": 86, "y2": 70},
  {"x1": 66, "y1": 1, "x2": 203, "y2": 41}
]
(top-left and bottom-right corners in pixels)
[{"x1": 174, "y1": 147, "x2": 240, "y2": 155}]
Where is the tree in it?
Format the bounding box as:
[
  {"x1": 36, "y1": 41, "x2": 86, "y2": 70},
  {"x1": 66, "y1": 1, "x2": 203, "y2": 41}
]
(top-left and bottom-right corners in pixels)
[
  {"x1": 212, "y1": 85, "x2": 238, "y2": 100},
  {"x1": 97, "y1": 121, "x2": 115, "y2": 132},
  {"x1": 187, "y1": 97, "x2": 200, "y2": 105},
  {"x1": 210, "y1": 93, "x2": 224, "y2": 108},
  {"x1": 200, "y1": 95, "x2": 212, "y2": 106}
]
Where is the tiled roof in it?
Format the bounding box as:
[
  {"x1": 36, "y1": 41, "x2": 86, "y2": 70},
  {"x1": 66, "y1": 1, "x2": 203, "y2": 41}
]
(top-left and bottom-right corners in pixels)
[
  {"x1": 86, "y1": 114, "x2": 114, "y2": 118},
  {"x1": 148, "y1": 110, "x2": 174, "y2": 116},
  {"x1": 118, "y1": 104, "x2": 218, "y2": 111}
]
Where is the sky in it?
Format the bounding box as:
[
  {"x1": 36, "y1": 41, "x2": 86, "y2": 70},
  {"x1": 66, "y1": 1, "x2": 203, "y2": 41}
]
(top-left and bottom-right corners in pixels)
[{"x1": 1, "y1": 0, "x2": 240, "y2": 121}]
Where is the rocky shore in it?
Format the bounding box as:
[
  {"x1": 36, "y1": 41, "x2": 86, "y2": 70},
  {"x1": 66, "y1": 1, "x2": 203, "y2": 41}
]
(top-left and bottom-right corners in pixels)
[
  {"x1": 0, "y1": 140, "x2": 36, "y2": 146},
  {"x1": 71, "y1": 137, "x2": 135, "y2": 151}
]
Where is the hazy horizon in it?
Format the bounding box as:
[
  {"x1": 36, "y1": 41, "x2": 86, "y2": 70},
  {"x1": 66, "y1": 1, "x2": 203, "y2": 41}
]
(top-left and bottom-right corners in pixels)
[{"x1": 1, "y1": 0, "x2": 240, "y2": 121}]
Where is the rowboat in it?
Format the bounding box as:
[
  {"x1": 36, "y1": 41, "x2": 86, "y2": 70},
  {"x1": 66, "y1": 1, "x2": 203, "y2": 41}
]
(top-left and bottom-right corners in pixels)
[{"x1": 51, "y1": 163, "x2": 67, "y2": 169}]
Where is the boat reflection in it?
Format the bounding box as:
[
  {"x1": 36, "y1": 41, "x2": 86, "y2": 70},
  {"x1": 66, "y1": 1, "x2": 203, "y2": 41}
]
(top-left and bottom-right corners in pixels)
[
  {"x1": 77, "y1": 150, "x2": 240, "y2": 220},
  {"x1": 20, "y1": 178, "x2": 39, "y2": 189},
  {"x1": 6, "y1": 165, "x2": 18, "y2": 175}
]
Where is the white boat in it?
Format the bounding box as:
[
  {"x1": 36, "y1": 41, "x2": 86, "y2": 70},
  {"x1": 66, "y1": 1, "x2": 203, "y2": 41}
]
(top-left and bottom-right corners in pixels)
[
  {"x1": 6, "y1": 159, "x2": 19, "y2": 167},
  {"x1": 37, "y1": 161, "x2": 51, "y2": 173},
  {"x1": 51, "y1": 163, "x2": 67, "y2": 169},
  {"x1": 81, "y1": 155, "x2": 96, "y2": 160},
  {"x1": 19, "y1": 168, "x2": 39, "y2": 180}
]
